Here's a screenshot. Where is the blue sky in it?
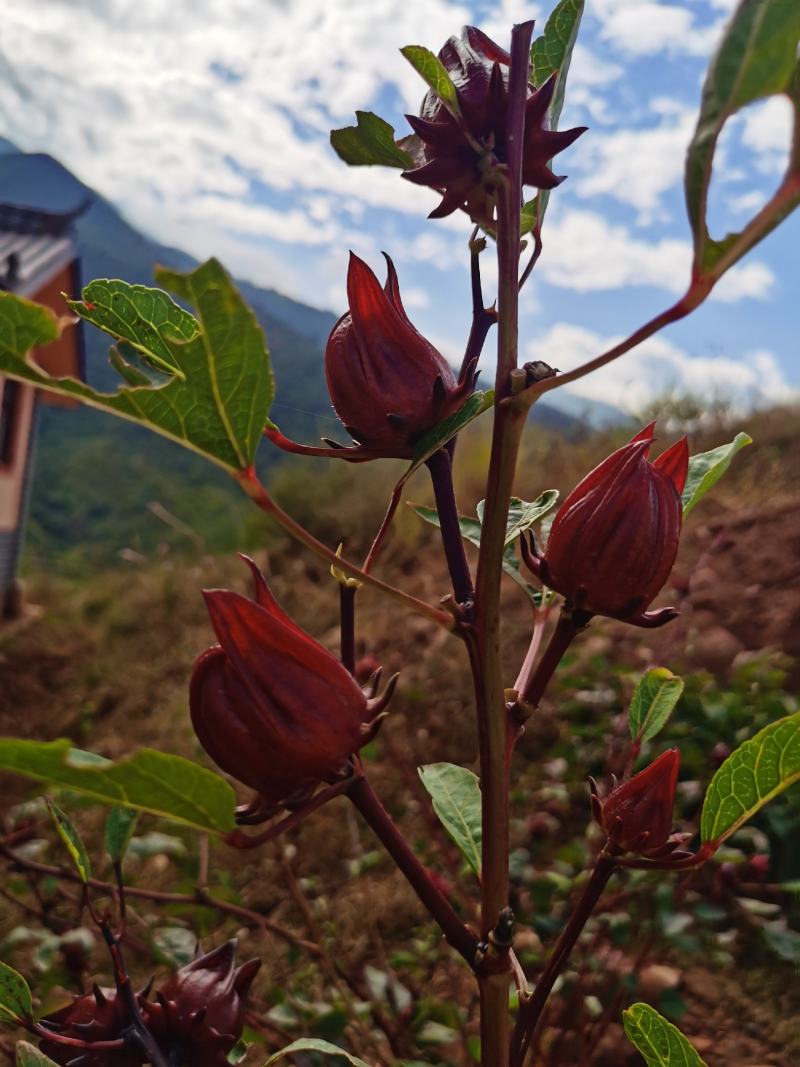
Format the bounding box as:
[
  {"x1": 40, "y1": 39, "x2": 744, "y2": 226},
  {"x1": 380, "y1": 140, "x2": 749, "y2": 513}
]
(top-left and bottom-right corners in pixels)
[{"x1": 0, "y1": 0, "x2": 797, "y2": 415}]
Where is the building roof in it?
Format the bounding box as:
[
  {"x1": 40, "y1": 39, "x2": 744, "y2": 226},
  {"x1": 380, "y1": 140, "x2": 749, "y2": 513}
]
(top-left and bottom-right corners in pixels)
[
  {"x1": 0, "y1": 201, "x2": 88, "y2": 388},
  {"x1": 0, "y1": 201, "x2": 88, "y2": 300}
]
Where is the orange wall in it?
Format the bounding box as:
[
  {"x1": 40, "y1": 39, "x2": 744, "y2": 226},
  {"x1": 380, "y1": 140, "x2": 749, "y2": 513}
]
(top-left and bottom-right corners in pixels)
[
  {"x1": 31, "y1": 261, "x2": 83, "y2": 408},
  {"x1": 0, "y1": 379, "x2": 35, "y2": 532}
]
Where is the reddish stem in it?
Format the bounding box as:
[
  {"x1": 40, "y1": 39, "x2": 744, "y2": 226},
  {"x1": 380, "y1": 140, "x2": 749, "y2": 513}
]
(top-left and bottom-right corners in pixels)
[
  {"x1": 348, "y1": 774, "x2": 479, "y2": 967},
  {"x1": 519, "y1": 612, "x2": 581, "y2": 709},
  {"x1": 510, "y1": 853, "x2": 617, "y2": 1067},
  {"x1": 426, "y1": 448, "x2": 475, "y2": 609}
]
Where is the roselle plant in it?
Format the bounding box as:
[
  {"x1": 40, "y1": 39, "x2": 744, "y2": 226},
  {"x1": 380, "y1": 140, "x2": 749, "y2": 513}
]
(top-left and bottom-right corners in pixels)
[{"x1": 0, "y1": 1, "x2": 799, "y2": 1064}]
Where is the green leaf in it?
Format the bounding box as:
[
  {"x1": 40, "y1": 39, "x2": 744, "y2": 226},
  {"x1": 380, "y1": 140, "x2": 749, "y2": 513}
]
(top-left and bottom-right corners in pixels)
[
  {"x1": 525, "y1": 0, "x2": 585, "y2": 235},
  {"x1": 628, "y1": 668, "x2": 685, "y2": 744},
  {"x1": 46, "y1": 800, "x2": 91, "y2": 883},
  {"x1": 486, "y1": 492, "x2": 559, "y2": 547},
  {"x1": 763, "y1": 922, "x2": 800, "y2": 963},
  {"x1": 418, "y1": 762, "x2": 482, "y2": 877},
  {"x1": 153, "y1": 260, "x2": 275, "y2": 460},
  {"x1": 410, "y1": 497, "x2": 543, "y2": 606},
  {"x1": 0, "y1": 961, "x2": 33, "y2": 1025},
  {"x1": 264, "y1": 1039, "x2": 371, "y2": 1066},
  {"x1": 401, "y1": 45, "x2": 461, "y2": 118},
  {"x1": 330, "y1": 111, "x2": 413, "y2": 168},
  {"x1": 410, "y1": 390, "x2": 494, "y2": 470},
  {"x1": 623, "y1": 1003, "x2": 707, "y2": 1066},
  {"x1": 530, "y1": 0, "x2": 584, "y2": 123},
  {"x1": 682, "y1": 433, "x2": 752, "y2": 516},
  {"x1": 16, "y1": 1042, "x2": 61, "y2": 1066},
  {"x1": 152, "y1": 926, "x2": 197, "y2": 967},
  {"x1": 700, "y1": 711, "x2": 800, "y2": 844},
  {"x1": 410, "y1": 504, "x2": 482, "y2": 550},
  {"x1": 0, "y1": 739, "x2": 236, "y2": 833},
  {"x1": 67, "y1": 279, "x2": 199, "y2": 378},
  {"x1": 0, "y1": 291, "x2": 61, "y2": 351},
  {"x1": 685, "y1": 0, "x2": 800, "y2": 270},
  {"x1": 0, "y1": 259, "x2": 273, "y2": 473},
  {"x1": 227, "y1": 1039, "x2": 249, "y2": 1064},
  {"x1": 104, "y1": 807, "x2": 140, "y2": 864}
]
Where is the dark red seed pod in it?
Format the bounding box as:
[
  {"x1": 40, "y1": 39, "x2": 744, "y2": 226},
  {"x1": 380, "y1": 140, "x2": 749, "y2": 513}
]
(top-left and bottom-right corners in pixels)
[
  {"x1": 143, "y1": 940, "x2": 261, "y2": 1067},
  {"x1": 39, "y1": 985, "x2": 144, "y2": 1066},
  {"x1": 39, "y1": 943, "x2": 260, "y2": 1067},
  {"x1": 190, "y1": 556, "x2": 390, "y2": 804},
  {"x1": 601, "y1": 749, "x2": 680, "y2": 855},
  {"x1": 324, "y1": 253, "x2": 476, "y2": 457},
  {"x1": 526, "y1": 423, "x2": 689, "y2": 627},
  {"x1": 403, "y1": 25, "x2": 586, "y2": 227}
]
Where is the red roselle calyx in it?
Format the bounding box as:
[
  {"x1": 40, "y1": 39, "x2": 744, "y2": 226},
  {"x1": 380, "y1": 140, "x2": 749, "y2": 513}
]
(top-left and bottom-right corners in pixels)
[
  {"x1": 145, "y1": 940, "x2": 261, "y2": 1066},
  {"x1": 40, "y1": 985, "x2": 140, "y2": 1067},
  {"x1": 190, "y1": 556, "x2": 393, "y2": 812},
  {"x1": 325, "y1": 253, "x2": 477, "y2": 457},
  {"x1": 40, "y1": 941, "x2": 260, "y2": 1067},
  {"x1": 402, "y1": 25, "x2": 586, "y2": 227},
  {"x1": 593, "y1": 749, "x2": 681, "y2": 857},
  {"x1": 523, "y1": 423, "x2": 689, "y2": 627}
]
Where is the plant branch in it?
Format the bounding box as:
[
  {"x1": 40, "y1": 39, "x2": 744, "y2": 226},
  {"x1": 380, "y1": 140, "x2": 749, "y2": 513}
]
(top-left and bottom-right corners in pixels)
[
  {"x1": 97, "y1": 918, "x2": 170, "y2": 1067},
  {"x1": 426, "y1": 448, "x2": 475, "y2": 608},
  {"x1": 517, "y1": 227, "x2": 543, "y2": 291},
  {"x1": 512, "y1": 601, "x2": 553, "y2": 698},
  {"x1": 363, "y1": 479, "x2": 406, "y2": 572},
  {"x1": 508, "y1": 162, "x2": 800, "y2": 413},
  {"x1": 510, "y1": 852, "x2": 617, "y2": 1067},
  {"x1": 516, "y1": 611, "x2": 582, "y2": 713},
  {"x1": 506, "y1": 296, "x2": 695, "y2": 410},
  {"x1": 348, "y1": 773, "x2": 480, "y2": 967},
  {"x1": 0, "y1": 842, "x2": 322, "y2": 957},
  {"x1": 227, "y1": 779, "x2": 355, "y2": 849},
  {"x1": 469, "y1": 21, "x2": 534, "y2": 1067},
  {"x1": 237, "y1": 466, "x2": 453, "y2": 630},
  {"x1": 459, "y1": 235, "x2": 498, "y2": 385}
]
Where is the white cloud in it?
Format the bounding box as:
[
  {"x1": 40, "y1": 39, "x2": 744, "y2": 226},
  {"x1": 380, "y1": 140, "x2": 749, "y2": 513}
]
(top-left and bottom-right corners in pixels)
[
  {"x1": 589, "y1": 0, "x2": 718, "y2": 57},
  {"x1": 726, "y1": 190, "x2": 766, "y2": 215},
  {"x1": 739, "y1": 96, "x2": 794, "y2": 175},
  {"x1": 0, "y1": 0, "x2": 467, "y2": 290},
  {"x1": 535, "y1": 210, "x2": 774, "y2": 301},
  {"x1": 712, "y1": 261, "x2": 775, "y2": 302},
  {"x1": 572, "y1": 104, "x2": 696, "y2": 221},
  {"x1": 528, "y1": 323, "x2": 795, "y2": 412}
]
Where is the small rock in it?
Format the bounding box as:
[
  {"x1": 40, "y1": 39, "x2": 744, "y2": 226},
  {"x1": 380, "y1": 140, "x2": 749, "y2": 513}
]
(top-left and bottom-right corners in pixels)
[
  {"x1": 637, "y1": 963, "x2": 681, "y2": 998},
  {"x1": 691, "y1": 1035, "x2": 714, "y2": 1053},
  {"x1": 689, "y1": 625, "x2": 745, "y2": 674},
  {"x1": 688, "y1": 565, "x2": 718, "y2": 607},
  {"x1": 514, "y1": 927, "x2": 543, "y2": 954}
]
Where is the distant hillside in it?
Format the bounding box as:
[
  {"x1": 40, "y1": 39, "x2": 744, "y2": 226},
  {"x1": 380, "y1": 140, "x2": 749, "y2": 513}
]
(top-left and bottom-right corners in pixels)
[{"x1": 0, "y1": 145, "x2": 587, "y2": 567}]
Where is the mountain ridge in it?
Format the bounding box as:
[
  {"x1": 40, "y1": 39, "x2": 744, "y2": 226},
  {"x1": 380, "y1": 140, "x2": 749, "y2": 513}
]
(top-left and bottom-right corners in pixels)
[{"x1": 0, "y1": 145, "x2": 591, "y2": 566}]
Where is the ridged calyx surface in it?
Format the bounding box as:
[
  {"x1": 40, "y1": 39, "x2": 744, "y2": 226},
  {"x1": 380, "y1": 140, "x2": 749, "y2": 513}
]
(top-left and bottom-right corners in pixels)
[
  {"x1": 191, "y1": 556, "x2": 390, "y2": 807},
  {"x1": 325, "y1": 252, "x2": 476, "y2": 457},
  {"x1": 525, "y1": 423, "x2": 689, "y2": 627},
  {"x1": 403, "y1": 25, "x2": 586, "y2": 226}
]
